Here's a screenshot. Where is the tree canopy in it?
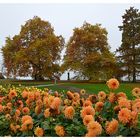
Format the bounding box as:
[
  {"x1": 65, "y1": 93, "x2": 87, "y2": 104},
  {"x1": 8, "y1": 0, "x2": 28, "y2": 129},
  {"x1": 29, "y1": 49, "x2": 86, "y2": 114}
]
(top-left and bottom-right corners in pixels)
[
  {"x1": 117, "y1": 7, "x2": 140, "y2": 82},
  {"x1": 63, "y1": 22, "x2": 116, "y2": 80},
  {"x1": 2, "y1": 16, "x2": 64, "y2": 80}
]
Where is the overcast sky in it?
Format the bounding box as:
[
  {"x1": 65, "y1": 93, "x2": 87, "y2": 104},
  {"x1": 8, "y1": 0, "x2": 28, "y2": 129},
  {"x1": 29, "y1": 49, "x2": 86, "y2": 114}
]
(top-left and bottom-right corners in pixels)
[{"x1": 0, "y1": 3, "x2": 140, "y2": 79}]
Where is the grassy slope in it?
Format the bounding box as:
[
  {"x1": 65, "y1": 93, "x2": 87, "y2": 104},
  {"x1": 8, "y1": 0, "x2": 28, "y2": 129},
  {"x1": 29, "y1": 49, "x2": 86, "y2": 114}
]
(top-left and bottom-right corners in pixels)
[{"x1": 38, "y1": 83, "x2": 140, "y2": 99}]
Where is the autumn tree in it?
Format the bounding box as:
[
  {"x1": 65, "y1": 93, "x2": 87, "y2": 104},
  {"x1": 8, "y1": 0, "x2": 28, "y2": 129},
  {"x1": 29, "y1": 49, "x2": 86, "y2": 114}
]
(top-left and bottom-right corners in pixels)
[
  {"x1": 2, "y1": 35, "x2": 21, "y2": 78},
  {"x1": 117, "y1": 7, "x2": 140, "y2": 82},
  {"x1": 2, "y1": 16, "x2": 64, "y2": 80},
  {"x1": 63, "y1": 22, "x2": 116, "y2": 81}
]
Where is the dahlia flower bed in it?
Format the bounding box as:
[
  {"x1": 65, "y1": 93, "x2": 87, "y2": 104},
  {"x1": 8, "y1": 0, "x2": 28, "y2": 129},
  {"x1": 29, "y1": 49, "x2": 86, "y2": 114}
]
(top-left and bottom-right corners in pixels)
[{"x1": 0, "y1": 78, "x2": 140, "y2": 137}]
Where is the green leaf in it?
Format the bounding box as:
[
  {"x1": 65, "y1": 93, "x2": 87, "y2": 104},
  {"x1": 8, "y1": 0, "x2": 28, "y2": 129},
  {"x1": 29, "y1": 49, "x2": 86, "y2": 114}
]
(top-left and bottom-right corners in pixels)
[{"x1": 41, "y1": 121, "x2": 50, "y2": 130}]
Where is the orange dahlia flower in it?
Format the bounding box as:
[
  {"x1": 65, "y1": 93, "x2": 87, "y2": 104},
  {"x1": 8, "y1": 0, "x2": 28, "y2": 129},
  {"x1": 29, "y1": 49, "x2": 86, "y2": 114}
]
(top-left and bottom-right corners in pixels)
[
  {"x1": 8, "y1": 89, "x2": 17, "y2": 99},
  {"x1": 64, "y1": 106, "x2": 75, "y2": 119},
  {"x1": 35, "y1": 106, "x2": 42, "y2": 115},
  {"x1": 132, "y1": 88, "x2": 140, "y2": 98},
  {"x1": 35, "y1": 91, "x2": 41, "y2": 99},
  {"x1": 3, "y1": 106, "x2": 11, "y2": 114},
  {"x1": 81, "y1": 106, "x2": 95, "y2": 119},
  {"x1": 83, "y1": 115, "x2": 94, "y2": 126},
  {"x1": 21, "y1": 115, "x2": 32, "y2": 124},
  {"x1": 132, "y1": 102, "x2": 140, "y2": 113},
  {"x1": 44, "y1": 108, "x2": 50, "y2": 118},
  {"x1": 118, "y1": 108, "x2": 131, "y2": 124},
  {"x1": 130, "y1": 111, "x2": 138, "y2": 126},
  {"x1": 17, "y1": 100, "x2": 24, "y2": 109},
  {"x1": 88, "y1": 95, "x2": 98, "y2": 104},
  {"x1": 22, "y1": 107, "x2": 30, "y2": 115},
  {"x1": 117, "y1": 92, "x2": 127, "y2": 100},
  {"x1": 114, "y1": 105, "x2": 120, "y2": 113},
  {"x1": 106, "y1": 119, "x2": 119, "y2": 135},
  {"x1": 21, "y1": 119, "x2": 33, "y2": 131},
  {"x1": 95, "y1": 102, "x2": 104, "y2": 112},
  {"x1": 48, "y1": 95, "x2": 55, "y2": 106},
  {"x1": 55, "y1": 125, "x2": 65, "y2": 137},
  {"x1": 43, "y1": 97, "x2": 49, "y2": 107},
  {"x1": 118, "y1": 98, "x2": 131, "y2": 110},
  {"x1": 73, "y1": 92, "x2": 80, "y2": 101},
  {"x1": 34, "y1": 127, "x2": 44, "y2": 137},
  {"x1": 7, "y1": 102, "x2": 12, "y2": 108},
  {"x1": 98, "y1": 91, "x2": 106, "y2": 101},
  {"x1": 72, "y1": 101, "x2": 80, "y2": 108},
  {"x1": 28, "y1": 92, "x2": 35, "y2": 101},
  {"x1": 107, "y1": 78, "x2": 119, "y2": 90},
  {"x1": 10, "y1": 123, "x2": 18, "y2": 133},
  {"x1": 66, "y1": 91, "x2": 74, "y2": 100},
  {"x1": 25, "y1": 99, "x2": 32, "y2": 107},
  {"x1": 86, "y1": 121, "x2": 102, "y2": 137},
  {"x1": 50, "y1": 97, "x2": 61, "y2": 110},
  {"x1": 21, "y1": 115, "x2": 33, "y2": 131},
  {"x1": 22, "y1": 90, "x2": 28, "y2": 99},
  {"x1": 108, "y1": 92, "x2": 116, "y2": 103},
  {"x1": 36, "y1": 99, "x2": 43, "y2": 107},
  {"x1": 15, "y1": 109, "x2": 21, "y2": 117},
  {"x1": 83, "y1": 100, "x2": 92, "y2": 107}
]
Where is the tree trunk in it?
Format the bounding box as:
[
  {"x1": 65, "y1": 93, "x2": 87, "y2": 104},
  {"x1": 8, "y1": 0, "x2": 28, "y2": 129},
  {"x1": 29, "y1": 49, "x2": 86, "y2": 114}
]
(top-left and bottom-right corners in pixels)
[
  {"x1": 132, "y1": 44, "x2": 136, "y2": 83},
  {"x1": 132, "y1": 67, "x2": 136, "y2": 82},
  {"x1": 34, "y1": 74, "x2": 44, "y2": 80}
]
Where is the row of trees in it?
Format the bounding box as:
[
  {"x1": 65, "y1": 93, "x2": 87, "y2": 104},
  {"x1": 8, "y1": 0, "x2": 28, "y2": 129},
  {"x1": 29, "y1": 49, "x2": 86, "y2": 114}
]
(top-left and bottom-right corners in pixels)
[{"x1": 2, "y1": 7, "x2": 140, "y2": 82}]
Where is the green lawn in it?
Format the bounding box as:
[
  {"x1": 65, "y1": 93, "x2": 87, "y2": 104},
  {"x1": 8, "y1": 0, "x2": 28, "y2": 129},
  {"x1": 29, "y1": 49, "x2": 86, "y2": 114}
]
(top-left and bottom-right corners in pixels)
[
  {"x1": 0, "y1": 79, "x2": 139, "y2": 99},
  {"x1": 38, "y1": 82, "x2": 140, "y2": 99}
]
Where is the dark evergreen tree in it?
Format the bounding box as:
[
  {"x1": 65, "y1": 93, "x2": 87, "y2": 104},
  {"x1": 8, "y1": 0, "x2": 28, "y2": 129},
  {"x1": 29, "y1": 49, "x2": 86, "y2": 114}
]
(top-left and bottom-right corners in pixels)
[{"x1": 117, "y1": 7, "x2": 140, "y2": 82}]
